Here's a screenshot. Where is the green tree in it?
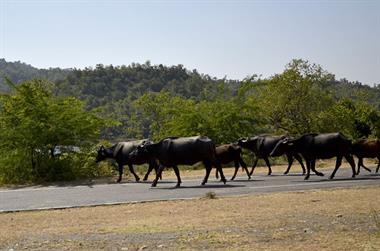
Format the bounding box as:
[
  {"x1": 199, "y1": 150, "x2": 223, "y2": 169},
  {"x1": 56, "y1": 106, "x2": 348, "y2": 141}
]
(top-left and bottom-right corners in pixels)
[
  {"x1": 258, "y1": 59, "x2": 334, "y2": 135},
  {"x1": 318, "y1": 98, "x2": 380, "y2": 139},
  {"x1": 131, "y1": 91, "x2": 265, "y2": 144},
  {"x1": 0, "y1": 79, "x2": 115, "y2": 184}
]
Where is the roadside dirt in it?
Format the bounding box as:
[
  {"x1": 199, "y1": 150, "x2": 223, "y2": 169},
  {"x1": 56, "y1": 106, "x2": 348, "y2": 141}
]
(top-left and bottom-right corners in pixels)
[{"x1": 1, "y1": 185, "x2": 379, "y2": 251}]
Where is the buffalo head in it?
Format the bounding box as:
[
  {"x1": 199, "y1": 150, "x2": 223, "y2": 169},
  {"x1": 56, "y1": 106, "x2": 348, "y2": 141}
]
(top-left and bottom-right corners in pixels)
[
  {"x1": 270, "y1": 138, "x2": 293, "y2": 157},
  {"x1": 237, "y1": 138, "x2": 249, "y2": 147},
  {"x1": 96, "y1": 145, "x2": 109, "y2": 163}
]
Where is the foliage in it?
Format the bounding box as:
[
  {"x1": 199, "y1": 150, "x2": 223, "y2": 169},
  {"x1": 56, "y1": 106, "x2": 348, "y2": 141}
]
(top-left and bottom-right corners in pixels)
[
  {"x1": 0, "y1": 58, "x2": 69, "y2": 93},
  {"x1": 131, "y1": 91, "x2": 266, "y2": 144},
  {"x1": 318, "y1": 99, "x2": 380, "y2": 139},
  {"x1": 0, "y1": 58, "x2": 379, "y2": 184},
  {"x1": 0, "y1": 79, "x2": 115, "y2": 184},
  {"x1": 255, "y1": 59, "x2": 335, "y2": 135}
]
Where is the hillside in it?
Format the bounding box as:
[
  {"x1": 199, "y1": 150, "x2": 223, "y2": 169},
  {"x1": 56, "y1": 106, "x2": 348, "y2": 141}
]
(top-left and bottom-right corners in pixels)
[
  {"x1": 1, "y1": 58, "x2": 379, "y2": 140},
  {"x1": 54, "y1": 62, "x2": 241, "y2": 108},
  {"x1": 0, "y1": 59, "x2": 70, "y2": 92}
]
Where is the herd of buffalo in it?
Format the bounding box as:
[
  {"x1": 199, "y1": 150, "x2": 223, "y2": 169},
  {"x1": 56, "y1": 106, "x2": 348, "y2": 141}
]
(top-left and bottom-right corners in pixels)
[{"x1": 96, "y1": 133, "x2": 380, "y2": 188}]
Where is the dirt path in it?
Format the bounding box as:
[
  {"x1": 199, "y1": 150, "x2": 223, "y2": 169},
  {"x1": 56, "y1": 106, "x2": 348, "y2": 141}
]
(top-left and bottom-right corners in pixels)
[{"x1": 1, "y1": 186, "x2": 379, "y2": 251}]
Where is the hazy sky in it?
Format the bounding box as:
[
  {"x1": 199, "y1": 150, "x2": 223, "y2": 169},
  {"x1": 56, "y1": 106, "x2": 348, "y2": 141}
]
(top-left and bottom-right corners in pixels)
[{"x1": 1, "y1": 0, "x2": 379, "y2": 85}]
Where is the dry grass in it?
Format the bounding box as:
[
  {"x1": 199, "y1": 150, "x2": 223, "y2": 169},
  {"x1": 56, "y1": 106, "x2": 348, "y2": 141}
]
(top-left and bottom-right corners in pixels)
[{"x1": 1, "y1": 186, "x2": 379, "y2": 251}]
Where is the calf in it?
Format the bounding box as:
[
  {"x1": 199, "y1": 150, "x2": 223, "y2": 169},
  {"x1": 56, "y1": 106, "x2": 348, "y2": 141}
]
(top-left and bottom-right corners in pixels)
[
  {"x1": 130, "y1": 136, "x2": 226, "y2": 188},
  {"x1": 96, "y1": 139, "x2": 159, "y2": 183},
  {"x1": 352, "y1": 139, "x2": 380, "y2": 174},
  {"x1": 238, "y1": 135, "x2": 306, "y2": 176},
  {"x1": 214, "y1": 144, "x2": 251, "y2": 180},
  {"x1": 270, "y1": 133, "x2": 356, "y2": 180}
]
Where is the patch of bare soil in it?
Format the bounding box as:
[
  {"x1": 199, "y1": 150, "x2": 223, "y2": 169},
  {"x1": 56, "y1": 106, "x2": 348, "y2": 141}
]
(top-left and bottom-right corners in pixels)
[{"x1": 1, "y1": 186, "x2": 379, "y2": 251}]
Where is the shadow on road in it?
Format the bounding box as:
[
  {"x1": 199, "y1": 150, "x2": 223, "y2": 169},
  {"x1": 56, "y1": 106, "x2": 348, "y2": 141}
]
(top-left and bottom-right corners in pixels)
[
  {"x1": 150, "y1": 184, "x2": 245, "y2": 190},
  {"x1": 228, "y1": 179, "x2": 265, "y2": 183}
]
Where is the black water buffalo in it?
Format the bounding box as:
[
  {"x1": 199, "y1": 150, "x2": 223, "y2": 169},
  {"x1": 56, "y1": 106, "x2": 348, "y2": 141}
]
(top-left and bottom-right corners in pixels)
[
  {"x1": 130, "y1": 136, "x2": 227, "y2": 188},
  {"x1": 96, "y1": 139, "x2": 159, "y2": 183},
  {"x1": 270, "y1": 133, "x2": 356, "y2": 180},
  {"x1": 214, "y1": 144, "x2": 251, "y2": 180},
  {"x1": 352, "y1": 139, "x2": 380, "y2": 174},
  {"x1": 237, "y1": 135, "x2": 306, "y2": 176}
]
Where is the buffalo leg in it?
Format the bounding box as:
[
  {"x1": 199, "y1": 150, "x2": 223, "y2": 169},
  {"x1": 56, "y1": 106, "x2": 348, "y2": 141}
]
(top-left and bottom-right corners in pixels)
[
  {"x1": 263, "y1": 157, "x2": 272, "y2": 175},
  {"x1": 206, "y1": 160, "x2": 226, "y2": 185},
  {"x1": 295, "y1": 154, "x2": 306, "y2": 175},
  {"x1": 311, "y1": 160, "x2": 324, "y2": 177},
  {"x1": 151, "y1": 164, "x2": 165, "y2": 187},
  {"x1": 143, "y1": 160, "x2": 161, "y2": 181},
  {"x1": 202, "y1": 161, "x2": 212, "y2": 186},
  {"x1": 215, "y1": 168, "x2": 220, "y2": 180},
  {"x1": 215, "y1": 161, "x2": 227, "y2": 184},
  {"x1": 356, "y1": 158, "x2": 371, "y2": 175},
  {"x1": 239, "y1": 158, "x2": 251, "y2": 180},
  {"x1": 345, "y1": 154, "x2": 356, "y2": 178},
  {"x1": 283, "y1": 154, "x2": 294, "y2": 175},
  {"x1": 356, "y1": 157, "x2": 361, "y2": 175},
  {"x1": 172, "y1": 165, "x2": 182, "y2": 187},
  {"x1": 128, "y1": 164, "x2": 140, "y2": 182},
  {"x1": 143, "y1": 163, "x2": 153, "y2": 181},
  {"x1": 249, "y1": 158, "x2": 259, "y2": 176},
  {"x1": 359, "y1": 158, "x2": 372, "y2": 174},
  {"x1": 304, "y1": 160, "x2": 311, "y2": 180},
  {"x1": 117, "y1": 163, "x2": 124, "y2": 183},
  {"x1": 330, "y1": 156, "x2": 343, "y2": 179},
  {"x1": 230, "y1": 160, "x2": 240, "y2": 180},
  {"x1": 376, "y1": 157, "x2": 380, "y2": 173}
]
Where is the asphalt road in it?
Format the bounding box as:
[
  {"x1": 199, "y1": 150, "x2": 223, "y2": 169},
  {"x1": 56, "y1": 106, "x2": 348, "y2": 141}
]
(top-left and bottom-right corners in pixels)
[{"x1": 0, "y1": 167, "x2": 379, "y2": 212}]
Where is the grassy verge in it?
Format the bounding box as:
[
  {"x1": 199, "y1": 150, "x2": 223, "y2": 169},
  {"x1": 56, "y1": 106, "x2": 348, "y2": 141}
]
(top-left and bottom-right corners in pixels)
[{"x1": 1, "y1": 186, "x2": 379, "y2": 250}]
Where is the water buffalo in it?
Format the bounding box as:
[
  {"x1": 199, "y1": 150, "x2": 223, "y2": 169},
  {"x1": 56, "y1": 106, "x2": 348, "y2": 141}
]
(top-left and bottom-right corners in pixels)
[
  {"x1": 214, "y1": 144, "x2": 251, "y2": 180},
  {"x1": 352, "y1": 139, "x2": 380, "y2": 174},
  {"x1": 130, "y1": 136, "x2": 227, "y2": 188},
  {"x1": 237, "y1": 135, "x2": 306, "y2": 176},
  {"x1": 270, "y1": 133, "x2": 356, "y2": 180},
  {"x1": 96, "y1": 139, "x2": 159, "y2": 183}
]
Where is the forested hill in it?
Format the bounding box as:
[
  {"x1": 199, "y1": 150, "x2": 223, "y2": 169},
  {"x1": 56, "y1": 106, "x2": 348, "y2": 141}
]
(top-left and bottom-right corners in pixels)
[
  {"x1": 1, "y1": 58, "x2": 380, "y2": 140},
  {"x1": 54, "y1": 62, "x2": 241, "y2": 109},
  {"x1": 0, "y1": 59, "x2": 70, "y2": 92},
  {"x1": 1, "y1": 58, "x2": 379, "y2": 115}
]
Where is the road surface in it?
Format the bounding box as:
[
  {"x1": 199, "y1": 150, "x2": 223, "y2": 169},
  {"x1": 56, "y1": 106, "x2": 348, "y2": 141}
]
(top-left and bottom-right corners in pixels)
[{"x1": 0, "y1": 167, "x2": 379, "y2": 212}]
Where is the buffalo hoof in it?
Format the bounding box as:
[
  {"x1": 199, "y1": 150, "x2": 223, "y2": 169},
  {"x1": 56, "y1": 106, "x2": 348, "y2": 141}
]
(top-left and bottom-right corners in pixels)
[
  {"x1": 175, "y1": 184, "x2": 181, "y2": 188},
  {"x1": 201, "y1": 181, "x2": 206, "y2": 186},
  {"x1": 283, "y1": 171, "x2": 289, "y2": 175},
  {"x1": 351, "y1": 174, "x2": 356, "y2": 178},
  {"x1": 151, "y1": 181, "x2": 158, "y2": 187},
  {"x1": 316, "y1": 172, "x2": 324, "y2": 177},
  {"x1": 116, "y1": 179, "x2": 122, "y2": 183},
  {"x1": 222, "y1": 179, "x2": 227, "y2": 184},
  {"x1": 143, "y1": 177, "x2": 148, "y2": 181},
  {"x1": 248, "y1": 176, "x2": 251, "y2": 180},
  {"x1": 230, "y1": 178, "x2": 235, "y2": 181},
  {"x1": 304, "y1": 176, "x2": 310, "y2": 180}
]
